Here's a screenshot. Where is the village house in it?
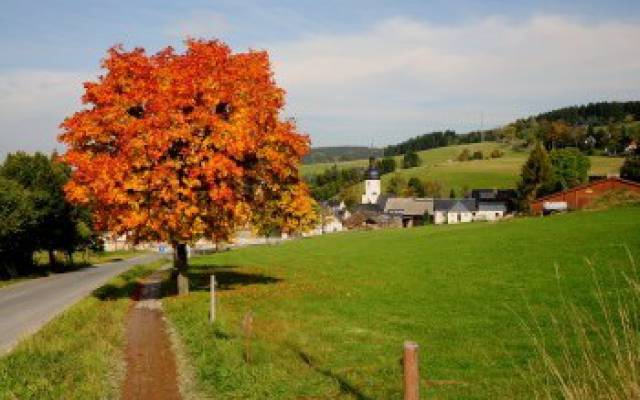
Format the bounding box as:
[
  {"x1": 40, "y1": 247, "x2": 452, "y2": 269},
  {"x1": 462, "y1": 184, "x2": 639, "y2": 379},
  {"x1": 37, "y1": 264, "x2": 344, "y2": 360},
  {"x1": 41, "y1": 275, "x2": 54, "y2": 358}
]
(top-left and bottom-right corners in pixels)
[
  {"x1": 470, "y1": 189, "x2": 518, "y2": 212},
  {"x1": 381, "y1": 196, "x2": 432, "y2": 227},
  {"x1": 347, "y1": 157, "x2": 513, "y2": 227},
  {"x1": 433, "y1": 199, "x2": 476, "y2": 224},
  {"x1": 530, "y1": 176, "x2": 640, "y2": 215}
]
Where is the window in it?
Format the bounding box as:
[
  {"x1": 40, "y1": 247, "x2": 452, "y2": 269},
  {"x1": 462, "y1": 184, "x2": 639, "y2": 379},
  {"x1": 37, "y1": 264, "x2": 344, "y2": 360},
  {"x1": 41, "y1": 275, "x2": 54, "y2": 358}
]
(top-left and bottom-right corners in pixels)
[{"x1": 495, "y1": 212, "x2": 500, "y2": 218}]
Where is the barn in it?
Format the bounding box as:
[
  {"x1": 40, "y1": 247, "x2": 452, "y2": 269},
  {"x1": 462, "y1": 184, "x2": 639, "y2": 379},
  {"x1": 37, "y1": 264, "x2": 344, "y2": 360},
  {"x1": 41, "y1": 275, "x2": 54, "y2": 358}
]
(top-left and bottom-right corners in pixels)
[{"x1": 530, "y1": 177, "x2": 640, "y2": 215}]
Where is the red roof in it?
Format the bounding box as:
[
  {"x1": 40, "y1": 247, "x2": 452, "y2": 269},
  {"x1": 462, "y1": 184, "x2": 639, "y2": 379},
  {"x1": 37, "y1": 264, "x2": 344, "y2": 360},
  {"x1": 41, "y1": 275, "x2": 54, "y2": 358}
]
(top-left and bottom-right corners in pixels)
[{"x1": 533, "y1": 176, "x2": 640, "y2": 203}]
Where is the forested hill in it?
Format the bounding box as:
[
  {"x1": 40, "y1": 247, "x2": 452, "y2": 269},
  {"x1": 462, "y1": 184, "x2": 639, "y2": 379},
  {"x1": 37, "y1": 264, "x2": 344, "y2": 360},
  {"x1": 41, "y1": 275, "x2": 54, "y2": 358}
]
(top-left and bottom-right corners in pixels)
[
  {"x1": 303, "y1": 146, "x2": 383, "y2": 164},
  {"x1": 382, "y1": 130, "x2": 494, "y2": 156},
  {"x1": 532, "y1": 101, "x2": 640, "y2": 125},
  {"x1": 305, "y1": 101, "x2": 640, "y2": 163}
]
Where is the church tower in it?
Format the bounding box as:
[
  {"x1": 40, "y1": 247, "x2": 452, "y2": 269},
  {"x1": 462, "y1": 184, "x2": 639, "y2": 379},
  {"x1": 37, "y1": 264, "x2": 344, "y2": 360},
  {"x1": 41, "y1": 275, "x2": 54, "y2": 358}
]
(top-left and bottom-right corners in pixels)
[{"x1": 361, "y1": 157, "x2": 381, "y2": 204}]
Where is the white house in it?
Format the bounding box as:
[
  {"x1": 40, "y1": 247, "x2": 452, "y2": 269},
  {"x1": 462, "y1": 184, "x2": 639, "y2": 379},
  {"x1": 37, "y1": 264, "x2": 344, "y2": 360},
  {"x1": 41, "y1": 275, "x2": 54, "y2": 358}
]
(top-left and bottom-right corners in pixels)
[
  {"x1": 433, "y1": 199, "x2": 476, "y2": 224},
  {"x1": 473, "y1": 202, "x2": 507, "y2": 221}
]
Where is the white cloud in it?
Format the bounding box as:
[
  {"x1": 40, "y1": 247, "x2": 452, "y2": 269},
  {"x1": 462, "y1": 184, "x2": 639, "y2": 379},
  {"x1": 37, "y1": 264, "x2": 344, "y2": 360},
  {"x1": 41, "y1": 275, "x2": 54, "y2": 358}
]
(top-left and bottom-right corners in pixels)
[
  {"x1": 2, "y1": 14, "x2": 639, "y2": 156},
  {"x1": 267, "y1": 15, "x2": 640, "y2": 146},
  {"x1": 0, "y1": 70, "x2": 89, "y2": 157},
  {"x1": 165, "y1": 11, "x2": 232, "y2": 39}
]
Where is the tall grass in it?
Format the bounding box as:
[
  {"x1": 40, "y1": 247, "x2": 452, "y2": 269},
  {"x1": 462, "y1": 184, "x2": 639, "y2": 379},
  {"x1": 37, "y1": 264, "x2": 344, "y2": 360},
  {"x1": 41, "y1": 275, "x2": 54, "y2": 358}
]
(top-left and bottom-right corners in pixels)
[{"x1": 522, "y1": 248, "x2": 640, "y2": 398}]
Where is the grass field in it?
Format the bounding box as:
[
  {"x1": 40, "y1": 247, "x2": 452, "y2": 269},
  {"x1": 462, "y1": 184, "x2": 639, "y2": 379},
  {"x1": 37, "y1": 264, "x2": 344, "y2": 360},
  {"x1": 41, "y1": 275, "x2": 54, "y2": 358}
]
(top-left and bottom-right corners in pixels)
[
  {"x1": 0, "y1": 260, "x2": 166, "y2": 400},
  {"x1": 300, "y1": 142, "x2": 511, "y2": 177},
  {"x1": 163, "y1": 206, "x2": 640, "y2": 399},
  {"x1": 302, "y1": 143, "x2": 625, "y2": 197}
]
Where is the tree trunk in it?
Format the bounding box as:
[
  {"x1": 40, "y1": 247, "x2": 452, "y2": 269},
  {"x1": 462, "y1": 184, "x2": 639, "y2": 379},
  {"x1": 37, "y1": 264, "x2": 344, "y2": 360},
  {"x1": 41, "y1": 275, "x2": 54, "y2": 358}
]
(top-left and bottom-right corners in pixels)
[
  {"x1": 48, "y1": 249, "x2": 56, "y2": 267},
  {"x1": 174, "y1": 243, "x2": 189, "y2": 295}
]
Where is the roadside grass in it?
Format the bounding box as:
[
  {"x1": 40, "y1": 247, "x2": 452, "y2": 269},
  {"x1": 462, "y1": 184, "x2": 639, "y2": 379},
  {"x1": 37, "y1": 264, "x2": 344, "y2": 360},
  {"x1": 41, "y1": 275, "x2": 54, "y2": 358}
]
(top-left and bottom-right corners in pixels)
[
  {"x1": 163, "y1": 207, "x2": 640, "y2": 399},
  {"x1": 0, "y1": 250, "x2": 147, "y2": 289},
  {"x1": 0, "y1": 259, "x2": 167, "y2": 400}
]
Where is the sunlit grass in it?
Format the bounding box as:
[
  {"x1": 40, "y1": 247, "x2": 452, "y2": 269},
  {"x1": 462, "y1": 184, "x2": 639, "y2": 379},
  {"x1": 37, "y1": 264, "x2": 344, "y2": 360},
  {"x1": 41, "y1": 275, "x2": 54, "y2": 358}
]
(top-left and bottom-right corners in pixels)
[
  {"x1": 0, "y1": 260, "x2": 166, "y2": 400},
  {"x1": 164, "y1": 207, "x2": 640, "y2": 399}
]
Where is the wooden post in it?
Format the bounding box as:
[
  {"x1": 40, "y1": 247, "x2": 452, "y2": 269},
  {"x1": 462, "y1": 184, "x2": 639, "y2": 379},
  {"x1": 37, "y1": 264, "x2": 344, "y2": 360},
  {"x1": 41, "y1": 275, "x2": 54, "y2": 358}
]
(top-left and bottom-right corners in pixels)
[
  {"x1": 404, "y1": 341, "x2": 420, "y2": 400},
  {"x1": 209, "y1": 275, "x2": 216, "y2": 323},
  {"x1": 242, "y1": 311, "x2": 254, "y2": 363}
]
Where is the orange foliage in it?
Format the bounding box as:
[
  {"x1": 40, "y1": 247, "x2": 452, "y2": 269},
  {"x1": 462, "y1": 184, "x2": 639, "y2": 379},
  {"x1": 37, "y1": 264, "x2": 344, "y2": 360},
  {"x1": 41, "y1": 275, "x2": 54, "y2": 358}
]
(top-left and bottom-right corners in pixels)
[{"x1": 59, "y1": 39, "x2": 316, "y2": 244}]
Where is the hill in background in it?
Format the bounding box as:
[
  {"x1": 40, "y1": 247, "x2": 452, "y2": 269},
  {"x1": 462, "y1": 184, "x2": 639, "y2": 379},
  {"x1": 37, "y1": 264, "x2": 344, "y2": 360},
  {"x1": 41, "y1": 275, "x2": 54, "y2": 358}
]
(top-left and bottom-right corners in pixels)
[{"x1": 303, "y1": 146, "x2": 383, "y2": 164}]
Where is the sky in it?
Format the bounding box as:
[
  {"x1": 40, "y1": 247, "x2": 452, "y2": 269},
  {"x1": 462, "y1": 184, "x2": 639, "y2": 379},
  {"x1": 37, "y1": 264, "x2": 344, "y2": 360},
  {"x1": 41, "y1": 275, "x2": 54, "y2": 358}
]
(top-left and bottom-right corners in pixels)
[{"x1": 1, "y1": 0, "x2": 640, "y2": 157}]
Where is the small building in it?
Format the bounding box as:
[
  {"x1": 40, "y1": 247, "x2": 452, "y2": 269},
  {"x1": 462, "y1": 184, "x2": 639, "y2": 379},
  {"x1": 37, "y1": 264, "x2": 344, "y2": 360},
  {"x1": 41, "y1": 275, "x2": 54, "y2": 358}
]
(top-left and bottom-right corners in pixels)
[
  {"x1": 433, "y1": 199, "x2": 477, "y2": 224},
  {"x1": 381, "y1": 197, "x2": 433, "y2": 227},
  {"x1": 530, "y1": 177, "x2": 640, "y2": 215},
  {"x1": 471, "y1": 189, "x2": 518, "y2": 212},
  {"x1": 474, "y1": 202, "x2": 507, "y2": 221}
]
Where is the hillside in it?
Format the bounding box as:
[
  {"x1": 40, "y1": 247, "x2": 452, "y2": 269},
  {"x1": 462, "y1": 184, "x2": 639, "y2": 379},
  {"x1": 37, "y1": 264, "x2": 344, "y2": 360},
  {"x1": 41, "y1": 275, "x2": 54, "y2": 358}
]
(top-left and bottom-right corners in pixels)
[
  {"x1": 303, "y1": 146, "x2": 383, "y2": 164},
  {"x1": 311, "y1": 142, "x2": 624, "y2": 200},
  {"x1": 164, "y1": 207, "x2": 640, "y2": 398}
]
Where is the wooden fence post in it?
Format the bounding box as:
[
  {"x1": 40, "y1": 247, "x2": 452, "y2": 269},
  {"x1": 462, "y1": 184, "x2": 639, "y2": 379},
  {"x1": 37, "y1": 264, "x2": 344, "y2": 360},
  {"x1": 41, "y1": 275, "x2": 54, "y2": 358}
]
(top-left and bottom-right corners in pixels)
[
  {"x1": 209, "y1": 275, "x2": 216, "y2": 323},
  {"x1": 242, "y1": 311, "x2": 254, "y2": 363},
  {"x1": 404, "y1": 341, "x2": 420, "y2": 400}
]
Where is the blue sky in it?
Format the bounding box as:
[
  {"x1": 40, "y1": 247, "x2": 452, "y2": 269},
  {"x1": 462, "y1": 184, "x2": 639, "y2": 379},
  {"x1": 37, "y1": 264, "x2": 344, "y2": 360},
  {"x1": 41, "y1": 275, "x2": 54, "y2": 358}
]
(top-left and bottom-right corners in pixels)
[{"x1": 1, "y1": 0, "x2": 640, "y2": 156}]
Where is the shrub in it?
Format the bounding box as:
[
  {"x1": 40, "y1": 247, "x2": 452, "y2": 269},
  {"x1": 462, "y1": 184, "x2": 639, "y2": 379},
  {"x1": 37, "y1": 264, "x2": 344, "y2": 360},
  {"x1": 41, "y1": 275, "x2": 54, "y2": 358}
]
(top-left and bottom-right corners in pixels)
[
  {"x1": 457, "y1": 149, "x2": 471, "y2": 161},
  {"x1": 490, "y1": 149, "x2": 504, "y2": 158},
  {"x1": 621, "y1": 154, "x2": 640, "y2": 183},
  {"x1": 402, "y1": 151, "x2": 420, "y2": 169},
  {"x1": 472, "y1": 150, "x2": 484, "y2": 160},
  {"x1": 423, "y1": 180, "x2": 443, "y2": 198}
]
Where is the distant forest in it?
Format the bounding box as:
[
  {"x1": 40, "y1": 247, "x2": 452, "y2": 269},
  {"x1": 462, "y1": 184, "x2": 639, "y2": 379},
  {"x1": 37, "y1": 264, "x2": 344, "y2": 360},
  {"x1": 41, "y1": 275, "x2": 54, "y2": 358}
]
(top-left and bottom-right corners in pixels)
[
  {"x1": 383, "y1": 101, "x2": 640, "y2": 156},
  {"x1": 533, "y1": 101, "x2": 640, "y2": 125},
  {"x1": 383, "y1": 130, "x2": 496, "y2": 156},
  {"x1": 303, "y1": 146, "x2": 383, "y2": 164}
]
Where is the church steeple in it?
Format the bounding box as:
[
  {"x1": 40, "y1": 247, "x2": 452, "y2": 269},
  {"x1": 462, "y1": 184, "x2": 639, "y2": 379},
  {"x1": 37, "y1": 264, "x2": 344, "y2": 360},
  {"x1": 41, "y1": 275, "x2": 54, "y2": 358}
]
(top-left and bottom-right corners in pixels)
[
  {"x1": 364, "y1": 156, "x2": 380, "y2": 180},
  {"x1": 361, "y1": 156, "x2": 381, "y2": 204}
]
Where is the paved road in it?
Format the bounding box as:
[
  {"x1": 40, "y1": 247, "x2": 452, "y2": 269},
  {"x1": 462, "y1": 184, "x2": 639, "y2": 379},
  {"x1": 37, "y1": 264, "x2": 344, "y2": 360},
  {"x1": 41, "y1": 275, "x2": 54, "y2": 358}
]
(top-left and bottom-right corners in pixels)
[{"x1": 0, "y1": 253, "x2": 166, "y2": 354}]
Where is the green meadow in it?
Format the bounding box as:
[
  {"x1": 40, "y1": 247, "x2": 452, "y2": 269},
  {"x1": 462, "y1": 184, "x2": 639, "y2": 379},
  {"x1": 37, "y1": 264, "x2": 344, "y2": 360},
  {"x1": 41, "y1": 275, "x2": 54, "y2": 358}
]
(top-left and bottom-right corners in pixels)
[
  {"x1": 163, "y1": 206, "x2": 640, "y2": 399},
  {"x1": 302, "y1": 142, "x2": 625, "y2": 197}
]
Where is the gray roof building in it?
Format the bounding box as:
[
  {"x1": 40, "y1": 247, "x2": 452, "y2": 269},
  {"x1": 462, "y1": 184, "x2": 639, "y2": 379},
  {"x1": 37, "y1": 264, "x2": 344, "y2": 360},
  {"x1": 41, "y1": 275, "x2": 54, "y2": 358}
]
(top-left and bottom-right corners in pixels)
[
  {"x1": 381, "y1": 197, "x2": 433, "y2": 216},
  {"x1": 433, "y1": 199, "x2": 477, "y2": 213},
  {"x1": 477, "y1": 202, "x2": 507, "y2": 212}
]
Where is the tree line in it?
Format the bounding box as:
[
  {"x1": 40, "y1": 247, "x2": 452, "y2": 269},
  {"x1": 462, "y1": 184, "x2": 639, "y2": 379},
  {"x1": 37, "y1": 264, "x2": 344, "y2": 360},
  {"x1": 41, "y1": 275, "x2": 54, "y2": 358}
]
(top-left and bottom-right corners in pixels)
[
  {"x1": 0, "y1": 152, "x2": 98, "y2": 279},
  {"x1": 383, "y1": 129, "x2": 497, "y2": 156}
]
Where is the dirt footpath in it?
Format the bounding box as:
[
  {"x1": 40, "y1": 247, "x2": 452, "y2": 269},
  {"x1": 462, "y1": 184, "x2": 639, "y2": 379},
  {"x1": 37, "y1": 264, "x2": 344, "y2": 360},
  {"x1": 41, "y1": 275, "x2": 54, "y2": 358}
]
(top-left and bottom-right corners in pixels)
[{"x1": 121, "y1": 270, "x2": 181, "y2": 400}]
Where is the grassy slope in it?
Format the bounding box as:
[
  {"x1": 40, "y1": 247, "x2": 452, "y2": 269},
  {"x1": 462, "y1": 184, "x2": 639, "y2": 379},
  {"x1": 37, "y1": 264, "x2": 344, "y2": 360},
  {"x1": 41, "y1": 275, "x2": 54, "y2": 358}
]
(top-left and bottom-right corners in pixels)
[
  {"x1": 300, "y1": 142, "x2": 509, "y2": 177},
  {"x1": 302, "y1": 143, "x2": 624, "y2": 195},
  {"x1": 0, "y1": 260, "x2": 166, "y2": 400},
  {"x1": 164, "y1": 207, "x2": 640, "y2": 399},
  {"x1": 311, "y1": 143, "x2": 624, "y2": 196}
]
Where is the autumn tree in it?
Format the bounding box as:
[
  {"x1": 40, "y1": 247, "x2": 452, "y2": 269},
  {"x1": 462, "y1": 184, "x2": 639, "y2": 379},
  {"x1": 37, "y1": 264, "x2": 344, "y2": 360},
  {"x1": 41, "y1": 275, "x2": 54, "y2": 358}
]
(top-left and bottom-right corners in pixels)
[
  {"x1": 59, "y1": 40, "x2": 316, "y2": 294},
  {"x1": 407, "y1": 177, "x2": 425, "y2": 197}
]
